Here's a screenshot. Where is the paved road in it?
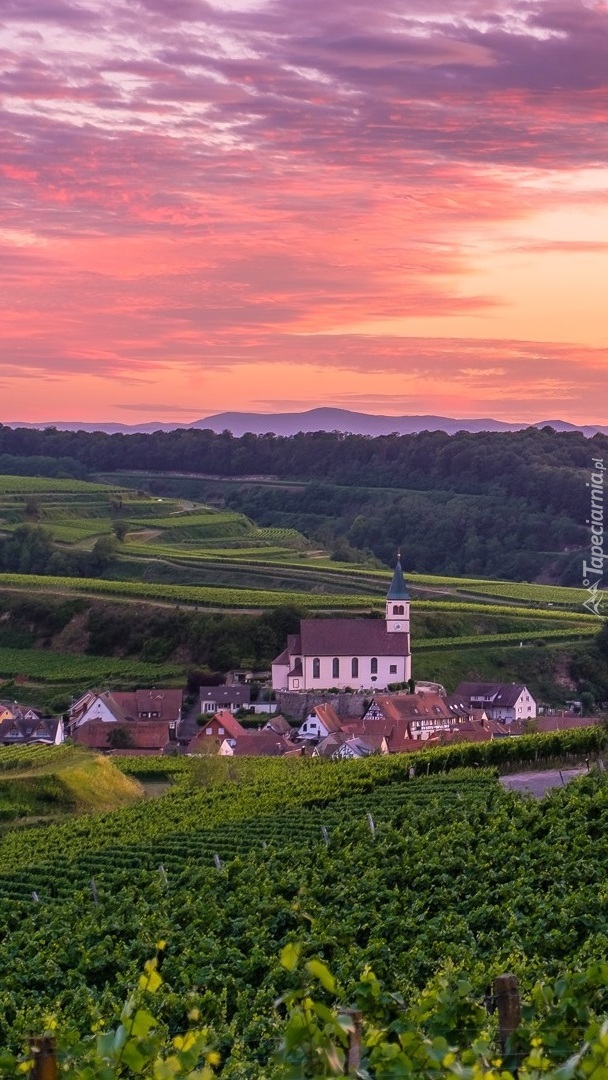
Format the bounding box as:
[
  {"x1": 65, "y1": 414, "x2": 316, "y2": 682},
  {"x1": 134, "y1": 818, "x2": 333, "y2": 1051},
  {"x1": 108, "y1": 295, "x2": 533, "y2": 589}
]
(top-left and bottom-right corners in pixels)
[{"x1": 500, "y1": 767, "x2": 587, "y2": 798}]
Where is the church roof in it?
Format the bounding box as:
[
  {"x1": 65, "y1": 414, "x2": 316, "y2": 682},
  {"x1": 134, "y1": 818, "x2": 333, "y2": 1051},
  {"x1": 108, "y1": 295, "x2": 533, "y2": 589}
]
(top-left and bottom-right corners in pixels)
[
  {"x1": 386, "y1": 559, "x2": 409, "y2": 600},
  {"x1": 299, "y1": 619, "x2": 408, "y2": 657}
]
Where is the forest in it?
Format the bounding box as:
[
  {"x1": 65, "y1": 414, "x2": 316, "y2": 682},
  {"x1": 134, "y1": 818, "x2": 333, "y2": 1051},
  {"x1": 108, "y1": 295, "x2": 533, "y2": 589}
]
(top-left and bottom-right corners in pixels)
[{"x1": 0, "y1": 424, "x2": 604, "y2": 581}]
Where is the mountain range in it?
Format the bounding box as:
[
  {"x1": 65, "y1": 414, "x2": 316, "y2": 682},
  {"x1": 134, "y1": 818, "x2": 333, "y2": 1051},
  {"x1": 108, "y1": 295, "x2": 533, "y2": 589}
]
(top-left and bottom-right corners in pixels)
[{"x1": 5, "y1": 408, "x2": 608, "y2": 438}]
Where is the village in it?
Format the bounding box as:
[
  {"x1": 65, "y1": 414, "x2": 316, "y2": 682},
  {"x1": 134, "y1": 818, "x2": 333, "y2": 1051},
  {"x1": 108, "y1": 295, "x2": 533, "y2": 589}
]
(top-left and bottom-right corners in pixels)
[{"x1": 0, "y1": 561, "x2": 596, "y2": 759}]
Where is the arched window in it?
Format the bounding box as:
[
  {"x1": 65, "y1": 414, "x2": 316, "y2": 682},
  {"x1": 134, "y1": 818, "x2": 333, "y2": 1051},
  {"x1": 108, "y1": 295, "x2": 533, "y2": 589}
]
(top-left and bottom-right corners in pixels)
[
  {"x1": 392, "y1": 604, "x2": 404, "y2": 616},
  {"x1": 312, "y1": 657, "x2": 320, "y2": 679},
  {"x1": 371, "y1": 657, "x2": 378, "y2": 675},
  {"x1": 351, "y1": 657, "x2": 359, "y2": 679},
  {"x1": 332, "y1": 657, "x2": 340, "y2": 679}
]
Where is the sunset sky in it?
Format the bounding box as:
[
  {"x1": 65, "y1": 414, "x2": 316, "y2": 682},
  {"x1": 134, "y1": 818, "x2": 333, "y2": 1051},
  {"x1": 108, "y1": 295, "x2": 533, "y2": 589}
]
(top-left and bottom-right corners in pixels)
[{"x1": 1, "y1": 0, "x2": 608, "y2": 425}]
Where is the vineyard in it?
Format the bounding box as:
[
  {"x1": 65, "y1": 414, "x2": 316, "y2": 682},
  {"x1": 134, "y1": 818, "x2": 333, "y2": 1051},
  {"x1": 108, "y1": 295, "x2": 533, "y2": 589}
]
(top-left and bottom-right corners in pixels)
[
  {"x1": 1, "y1": 738, "x2": 608, "y2": 1076},
  {"x1": 0, "y1": 647, "x2": 183, "y2": 684},
  {"x1": 0, "y1": 572, "x2": 379, "y2": 610}
]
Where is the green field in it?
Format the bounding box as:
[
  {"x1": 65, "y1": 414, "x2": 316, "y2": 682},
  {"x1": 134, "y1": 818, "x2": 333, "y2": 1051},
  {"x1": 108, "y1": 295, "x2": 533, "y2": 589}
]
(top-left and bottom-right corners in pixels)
[{"x1": 0, "y1": 737, "x2": 608, "y2": 1074}]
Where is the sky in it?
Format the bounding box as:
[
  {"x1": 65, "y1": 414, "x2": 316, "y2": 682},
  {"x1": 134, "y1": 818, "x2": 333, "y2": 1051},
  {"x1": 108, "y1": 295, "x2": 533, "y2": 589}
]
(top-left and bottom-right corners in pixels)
[{"x1": 1, "y1": 0, "x2": 608, "y2": 425}]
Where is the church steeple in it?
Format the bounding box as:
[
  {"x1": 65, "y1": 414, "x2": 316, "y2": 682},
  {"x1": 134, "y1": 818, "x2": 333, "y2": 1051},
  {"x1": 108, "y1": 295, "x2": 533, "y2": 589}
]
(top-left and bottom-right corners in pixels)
[
  {"x1": 386, "y1": 556, "x2": 410, "y2": 635},
  {"x1": 387, "y1": 555, "x2": 409, "y2": 601}
]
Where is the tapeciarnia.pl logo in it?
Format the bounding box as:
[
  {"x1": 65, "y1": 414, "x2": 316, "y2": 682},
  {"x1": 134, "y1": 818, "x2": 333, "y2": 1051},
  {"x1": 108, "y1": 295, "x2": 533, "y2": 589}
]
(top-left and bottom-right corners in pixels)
[{"x1": 582, "y1": 458, "x2": 605, "y2": 616}]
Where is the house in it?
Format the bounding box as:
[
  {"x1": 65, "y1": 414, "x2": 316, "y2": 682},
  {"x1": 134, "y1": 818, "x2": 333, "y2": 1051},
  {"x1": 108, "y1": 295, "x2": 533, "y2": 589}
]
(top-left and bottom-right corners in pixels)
[
  {"x1": 187, "y1": 710, "x2": 247, "y2": 753},
  {"x1": 363, "y1": 692, "x2": 464, "y2": 741},
  {"x1": 271, "y1": 560, "x2": 412, "y2": 692},
  {"x1": 218, "y1": 731, "x2": 290, "y2": 757},
  {"x1": 297, "y1": 702, "x2": 342, "y2": 741},
  {"x1": 0, "y1": 700, "x2": 44, "y2": 724},
  {"x1": 312, "y1": 731, "x2": 351, "y2": 758},
  {"x1": 333, "y1": 735, "x2": 386, "y2": 760},
  {"x1": 450, "y1": 683, "x2": 537, "y2": 723},
  {"x1": 69, "y1": 689, "x2": 183, "y2": 737},
  {"x1": 262, "y1": 715, "x2": 293, "y2": 736},
  {"x1": 0, "y1": 715, "x2": 64, "y2": 746},
  {"x1": 73, "y1": 720, "x2": 170, "y2": 753},
  {"x1": 199, "y1": 685, "x2": 251, "y2": 715}
]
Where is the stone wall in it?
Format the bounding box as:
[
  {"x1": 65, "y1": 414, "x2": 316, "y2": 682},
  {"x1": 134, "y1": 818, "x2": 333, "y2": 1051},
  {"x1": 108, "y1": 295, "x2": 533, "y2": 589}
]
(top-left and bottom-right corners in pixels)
[{"x1": 277, "y1": 690, "x2": 372, "y2": 722}]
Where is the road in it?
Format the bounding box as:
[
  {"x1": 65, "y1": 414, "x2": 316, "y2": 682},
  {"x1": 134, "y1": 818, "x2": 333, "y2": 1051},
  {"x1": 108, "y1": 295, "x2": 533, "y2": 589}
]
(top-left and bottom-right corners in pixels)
[{"x1": 500, "y1": 767, "x2": 587, "y2": 798}]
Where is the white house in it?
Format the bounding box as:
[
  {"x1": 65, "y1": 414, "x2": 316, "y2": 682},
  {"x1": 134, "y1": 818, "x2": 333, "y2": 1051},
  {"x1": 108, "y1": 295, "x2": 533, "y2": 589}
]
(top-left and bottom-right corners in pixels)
[
  {"x1": 450, "y1": 682, "x2": 537, "y2": 723},
  {"x1": 69, "y1": 689, "x2": 183, "y2": 733},
  {"x1": 272, "y1": 560, "x2": 412, "y2": 692},
  {"x1": 297, "y1": 703, "x2": 342, "y2": 741}
]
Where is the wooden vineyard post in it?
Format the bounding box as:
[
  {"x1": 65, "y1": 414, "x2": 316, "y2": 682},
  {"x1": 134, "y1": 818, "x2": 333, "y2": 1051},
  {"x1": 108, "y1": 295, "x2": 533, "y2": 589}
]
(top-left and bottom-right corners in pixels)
[
  {"x1": 29, "y1": 1036, "x2": 58, "y2": 1080},
  {"x1": 342, "y1": 1009, "x2": 362, "y2": 1074},
  {"x1": 494, "y1": 974, "x2": 521, "y2": 1051}
]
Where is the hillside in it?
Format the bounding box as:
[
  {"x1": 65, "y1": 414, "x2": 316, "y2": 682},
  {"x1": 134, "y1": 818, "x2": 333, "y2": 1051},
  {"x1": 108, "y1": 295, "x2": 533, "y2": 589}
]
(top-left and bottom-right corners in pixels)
[
  {"x1": 0, "y1": 745, "x2": 143, "y2": 824},
  {"x1": 0, "y1": 739, "x2": 608, "y2": 1075},
  {"x1": 0, "y1": 584, "x2": 604, "y2": 713},
  {"x1": 0, "y1": 467, "x2": 606, "y2": 710},
  {"x1": 5, "y1": 408, "x2": 608, "y2": 436},
  {"x1": 1, "y1": 424, "x2": 606, "y2": 581}
]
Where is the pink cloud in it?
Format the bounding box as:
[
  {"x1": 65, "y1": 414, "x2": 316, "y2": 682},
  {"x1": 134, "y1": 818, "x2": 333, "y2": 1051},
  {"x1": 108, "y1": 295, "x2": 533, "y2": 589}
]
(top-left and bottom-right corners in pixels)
[{"x1": 0, "y1": 0, "x2": 607, "y2": 422}]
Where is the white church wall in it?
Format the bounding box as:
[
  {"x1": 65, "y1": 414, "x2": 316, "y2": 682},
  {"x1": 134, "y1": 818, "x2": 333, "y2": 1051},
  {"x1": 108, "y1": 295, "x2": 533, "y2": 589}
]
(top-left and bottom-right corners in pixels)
[{"x1": 302, "y1": 653, "x2": 409, "y2": 691}]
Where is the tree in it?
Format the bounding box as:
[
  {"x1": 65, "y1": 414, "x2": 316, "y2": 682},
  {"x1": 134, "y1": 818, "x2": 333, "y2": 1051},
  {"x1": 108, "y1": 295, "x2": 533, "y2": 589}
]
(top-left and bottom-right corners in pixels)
[
  {"x1": 112, "y1": 520, "x2": 129, "y2": 542},
  {"x1": 107, "y1": 725, "x2": 134, "y2": 749}
]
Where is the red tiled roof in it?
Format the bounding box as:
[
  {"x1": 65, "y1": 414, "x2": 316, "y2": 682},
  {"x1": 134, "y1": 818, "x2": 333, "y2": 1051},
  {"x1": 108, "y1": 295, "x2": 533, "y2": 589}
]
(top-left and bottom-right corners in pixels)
[
  {"x1": 535, "y1": 716, "x2": 599, "y2": 732},
  {"x1": 188, "y1": 711, "x2": 247, "y2": 750},
  {"x1": 111, "y1": 689, "x2": 182, "y2": 722},
  {"x1": 375, "y1": 693, "x2": 453, "y2": 722},
  {"x1": 312, "y1": 702, "x2": 342, "y2": 733},
  {"x1": 263, "y1": 715, "x2": 292, "y2": 735},
  {"x1": 73, "y1": 720, "x2": 170, "y2": 750},
  {"x1": 299, "y1": 619, "x2": 408, "y2": 657},
  {"x1": 229, "y1": 732, "x2": 288, "y2": 756}
]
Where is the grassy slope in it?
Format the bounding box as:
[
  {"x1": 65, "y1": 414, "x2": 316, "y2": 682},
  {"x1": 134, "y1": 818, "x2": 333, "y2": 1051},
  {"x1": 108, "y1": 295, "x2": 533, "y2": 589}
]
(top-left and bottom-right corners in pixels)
[{"x1": 0, "y1": 746, "x2": 144, "y2": 822}]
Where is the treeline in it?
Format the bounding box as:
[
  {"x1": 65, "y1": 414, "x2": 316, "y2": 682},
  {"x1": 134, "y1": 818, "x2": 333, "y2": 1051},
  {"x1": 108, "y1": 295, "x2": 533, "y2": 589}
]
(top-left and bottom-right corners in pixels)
[
  {"x1": 0, "y1": 525, "x2": 116, "y2": 578},
  {"x1": 0, "y1": 424, "x2": 604, "y2": 581},
  {"x1": 0, "y1": 424, "x2": 605, "y2": 505},
  {"x1": 0, "y1": 591, "x2": 302, "y2": 671}
]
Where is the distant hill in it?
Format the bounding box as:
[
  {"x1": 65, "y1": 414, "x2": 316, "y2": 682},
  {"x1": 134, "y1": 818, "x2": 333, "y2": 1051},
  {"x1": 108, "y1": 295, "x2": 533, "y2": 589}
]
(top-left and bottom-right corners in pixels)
[{"x1": 5, "y1": 408, "x2": 608, "y2": 437}]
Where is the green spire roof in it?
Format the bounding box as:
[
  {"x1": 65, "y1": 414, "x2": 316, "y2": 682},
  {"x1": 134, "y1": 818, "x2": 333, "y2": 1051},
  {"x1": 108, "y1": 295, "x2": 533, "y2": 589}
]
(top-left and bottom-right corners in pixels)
[{"x1": 387, "y1": 559, "x2": 409, "y2": 600}]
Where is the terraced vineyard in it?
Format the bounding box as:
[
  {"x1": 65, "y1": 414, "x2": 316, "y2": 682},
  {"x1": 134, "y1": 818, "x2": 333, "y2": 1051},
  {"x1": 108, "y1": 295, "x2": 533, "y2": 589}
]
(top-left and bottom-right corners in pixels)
[
  {"x1": 0, "y1": 647, "x2": 183, "y2": 683},
  {"x1": 0, "y1": 744, "x2": 607, "y2": 1077}
]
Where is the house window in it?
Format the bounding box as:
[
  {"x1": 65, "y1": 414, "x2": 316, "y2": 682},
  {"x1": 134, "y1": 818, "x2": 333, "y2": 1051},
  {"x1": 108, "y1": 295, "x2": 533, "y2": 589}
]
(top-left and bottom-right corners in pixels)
[
  {"x1": 313, "y1": 657, "x2": 320, "y2": 679},
  {"x1": 370, "y1": 657, "x2": 378, "y2": 675},
  {"x1": 390, "y1": 665, "x2": 397, "y2": 674},
  {"x1": 218, "y1": 727, "x2": 225, "y2": 735},
  {"x1": 332, "y1": 658, "x2": 340, "y2": 679},
  {"x1": 351, "y1": 657, "x2": 359, "y2": 678},
  {"x1": 206, "y1": 727, "x2": 213, "y2": 735}
]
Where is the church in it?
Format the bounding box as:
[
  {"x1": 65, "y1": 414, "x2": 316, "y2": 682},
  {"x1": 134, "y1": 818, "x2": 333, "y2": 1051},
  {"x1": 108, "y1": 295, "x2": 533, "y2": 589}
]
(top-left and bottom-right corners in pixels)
[{"x1": 271, "y1": 560, "x2": 412, "y2": 692}]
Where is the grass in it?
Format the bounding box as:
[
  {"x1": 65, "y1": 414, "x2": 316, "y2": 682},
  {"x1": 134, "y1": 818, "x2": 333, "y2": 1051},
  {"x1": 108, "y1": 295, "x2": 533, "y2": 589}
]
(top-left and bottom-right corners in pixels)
[{"x1": 0, "y1": 746, "x2": 144, "y2": 823}]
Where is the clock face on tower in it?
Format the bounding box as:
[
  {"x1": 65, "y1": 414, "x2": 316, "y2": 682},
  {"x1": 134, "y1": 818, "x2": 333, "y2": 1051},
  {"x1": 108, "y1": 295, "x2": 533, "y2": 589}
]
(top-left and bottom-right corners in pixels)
[{"x1": 394, "y1": 622, "x2": 402, "y2": 630}]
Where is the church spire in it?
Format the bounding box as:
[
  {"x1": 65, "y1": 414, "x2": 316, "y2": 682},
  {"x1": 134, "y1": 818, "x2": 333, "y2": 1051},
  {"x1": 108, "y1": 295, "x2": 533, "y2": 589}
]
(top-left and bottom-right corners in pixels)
[{"x1": 387, "y1": 555, "x2": 409, "y2": 600}]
